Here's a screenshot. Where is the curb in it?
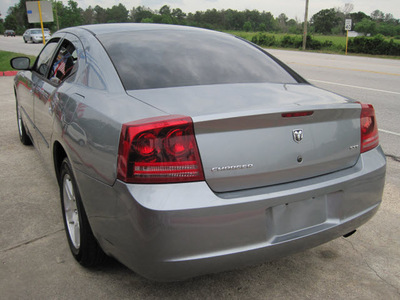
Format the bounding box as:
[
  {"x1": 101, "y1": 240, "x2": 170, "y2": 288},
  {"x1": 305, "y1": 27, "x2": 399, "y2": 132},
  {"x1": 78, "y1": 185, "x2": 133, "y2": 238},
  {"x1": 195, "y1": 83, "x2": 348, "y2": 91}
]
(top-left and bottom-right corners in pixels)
[{"x1": 0, "y1": 71, "x2": 18, "y2": 76}]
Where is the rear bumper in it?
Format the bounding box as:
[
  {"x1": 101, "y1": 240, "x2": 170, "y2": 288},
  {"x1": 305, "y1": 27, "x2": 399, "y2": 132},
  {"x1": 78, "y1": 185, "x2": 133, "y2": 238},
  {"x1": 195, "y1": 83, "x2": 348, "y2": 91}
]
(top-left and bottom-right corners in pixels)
[{"x1": 77, "y1": 147, "x2": 386, "y2": 281}]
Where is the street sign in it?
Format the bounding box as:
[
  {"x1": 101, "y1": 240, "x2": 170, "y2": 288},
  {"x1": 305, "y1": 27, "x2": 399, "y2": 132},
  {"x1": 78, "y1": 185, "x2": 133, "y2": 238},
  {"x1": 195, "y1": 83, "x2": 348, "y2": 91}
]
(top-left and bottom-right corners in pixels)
[
  {"x1": 345, "y1": 19, "x2": 352, "y2": 31},
  {"x1": 345, "y1": 19, "x2": 352, "y2": 55},
  {"x1": 26, "y1": 1, "x2": 54, "y2": 23},
  {"x1": 26, "y1": 1, "x2": 54, "y2": 45}
]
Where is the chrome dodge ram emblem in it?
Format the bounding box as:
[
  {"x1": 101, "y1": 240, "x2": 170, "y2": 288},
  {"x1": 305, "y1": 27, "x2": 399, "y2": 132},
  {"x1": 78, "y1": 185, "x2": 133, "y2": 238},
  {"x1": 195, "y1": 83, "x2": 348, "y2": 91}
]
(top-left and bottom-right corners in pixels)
[{"x1": 292, "y1": 129, "x2": 303, "y2": 143}]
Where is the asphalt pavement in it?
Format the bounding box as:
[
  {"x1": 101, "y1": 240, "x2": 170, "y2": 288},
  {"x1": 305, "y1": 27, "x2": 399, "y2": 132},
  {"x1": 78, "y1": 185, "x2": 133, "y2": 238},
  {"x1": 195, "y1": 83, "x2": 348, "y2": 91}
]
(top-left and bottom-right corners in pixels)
[
  {"x1": 0, "y1": 35, "x2": 43, "y2": 56},
  {"x1": 1, "y1": 38, "x2": 400, "y2": 299}
]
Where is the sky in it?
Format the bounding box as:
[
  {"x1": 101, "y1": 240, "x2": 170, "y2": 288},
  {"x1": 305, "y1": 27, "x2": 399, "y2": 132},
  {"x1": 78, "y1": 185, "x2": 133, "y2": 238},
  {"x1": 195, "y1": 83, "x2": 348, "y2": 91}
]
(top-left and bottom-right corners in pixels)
[{"x1": 1, "y1": 0, "x2": 399, "y2": 22}]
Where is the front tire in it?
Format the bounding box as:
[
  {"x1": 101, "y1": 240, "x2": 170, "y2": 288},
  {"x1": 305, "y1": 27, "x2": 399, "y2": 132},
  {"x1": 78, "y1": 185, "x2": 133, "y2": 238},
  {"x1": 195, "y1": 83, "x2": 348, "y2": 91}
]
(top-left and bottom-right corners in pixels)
[
  {"x1": 16, "y1": 100, "x2": 32, "y2": 145},
  {"x1": 60, "y1": 158, "x2": 105, "y2": 267}
]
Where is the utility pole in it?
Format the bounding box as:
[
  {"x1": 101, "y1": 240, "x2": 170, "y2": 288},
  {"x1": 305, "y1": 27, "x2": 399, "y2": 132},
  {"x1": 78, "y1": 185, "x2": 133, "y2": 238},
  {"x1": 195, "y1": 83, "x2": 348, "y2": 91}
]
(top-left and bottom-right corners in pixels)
[{"x1": 302, "y1": 0, "x2": 309, "y2": 50}]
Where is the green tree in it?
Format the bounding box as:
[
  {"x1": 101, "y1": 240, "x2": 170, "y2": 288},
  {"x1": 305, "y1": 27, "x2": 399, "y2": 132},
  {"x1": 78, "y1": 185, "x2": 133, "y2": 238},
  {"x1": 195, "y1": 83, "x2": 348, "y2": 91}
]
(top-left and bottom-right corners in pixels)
[
  {"x1": 351, "y1": 11, "x2": 370, "y2": 24},
  {"x1": 151, "y1": 14, "x2": 163, "y2": 23},
  {"x1": 58, "y1": 0, "x2": 82, "y2": 28},
  {"x1": 6, "y1": 0, "x2": 29, "y2": 34},
  {"x1": 258, "y1": 22, "x2": 266, "y2": 31},
  {"x1": 82, "y1": 6, "x2": 94, "y2": 25},
  {"x1": 51, "y1": 0, "x2": 63, "y2": 31},
  {"x1": 141, "y1": 18, "x2": 153, "y2": 23},
  {"x1": 94, "y1": 5, "x2": 107, "y2": 24},
  {"x1": 131, "y1": 6, "x2": 154, "y2": 23},
  {"x1": 287, "y1": 19, "x2": 301, "y2": 34},
  {"x1": 107, "y1": 4, "x2": 128, "y2": 23},
  {"x1": 311, "y1": 8, "x2": 341, "y2": 34},
  {"x1": 277, "y1": 13, "x2": 288, "y2": 32},
  {"x1": 159, "y1": 5, "x2": 171, "y2": 16},
  {"x1": 157, "y1": 5, "x2": 173, "y2": 24},
  {"x1": 354, "y1": 17, "x2": 376, "y2": 35},
  {"x1": 203, "y1": 8, "x2": 223, "y2": 28},
  {"x1": 371, "y1": 10, "x2": 384, "y2": 22},
  {"x1": 171, "y1": 8, "x2": 186, "y2": 24},
  {"x1": 260, "y1": 11, "x2": 277, "y2": 32},
  {"x1": 224, "y1": 9, "x2": 244, "y2": 30},
  {"x1": 4, "y1": 14, "x2": 17, "y2": 30},
  {"x1": 243, "y1": 21, "x2": 252, "y2": 32},
  {"x1": 384, "y1": 13, "x2": 395, "y2": 23},
  {"x1": 377, "y1": 23, "x2": 397, "y2": 36},
  {"x1": 244, "y1": 9, "x2": 262, "y2": 31},
  {"x1": 350, "y1": 11, "x2": 371, "y2": 31},
  {"x1": 161, "y1": 15, "x2": 173, "y2": 24},
  {"x1": 0, "y1": 20, "x2": 5, "y2": 34}
]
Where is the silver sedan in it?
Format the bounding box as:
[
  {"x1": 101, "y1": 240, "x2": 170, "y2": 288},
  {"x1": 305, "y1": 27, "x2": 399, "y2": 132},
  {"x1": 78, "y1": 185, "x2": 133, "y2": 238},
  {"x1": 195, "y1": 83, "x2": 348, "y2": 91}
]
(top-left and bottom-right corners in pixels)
[
  {"x1": 22, "y1": 28, "x2": 51, "y2": 43},
  {"x1": 11, "y1": 24, "x2": 386, "y2": 281}
]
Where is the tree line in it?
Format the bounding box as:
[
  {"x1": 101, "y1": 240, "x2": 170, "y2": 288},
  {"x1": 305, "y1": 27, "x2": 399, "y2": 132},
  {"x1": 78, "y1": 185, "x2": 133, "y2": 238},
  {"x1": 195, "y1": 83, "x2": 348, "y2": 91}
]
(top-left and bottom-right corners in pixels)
[{"x1": 1, "y1": 0, "x2": 400, "y2": 38}]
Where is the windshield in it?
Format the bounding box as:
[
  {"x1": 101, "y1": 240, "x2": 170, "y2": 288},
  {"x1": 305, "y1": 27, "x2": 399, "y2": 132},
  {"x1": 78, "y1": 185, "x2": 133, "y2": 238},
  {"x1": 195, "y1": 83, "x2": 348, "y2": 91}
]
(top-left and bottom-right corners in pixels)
[{"x1": 99, "y1": 29, "x2": 297, "y2": 90}]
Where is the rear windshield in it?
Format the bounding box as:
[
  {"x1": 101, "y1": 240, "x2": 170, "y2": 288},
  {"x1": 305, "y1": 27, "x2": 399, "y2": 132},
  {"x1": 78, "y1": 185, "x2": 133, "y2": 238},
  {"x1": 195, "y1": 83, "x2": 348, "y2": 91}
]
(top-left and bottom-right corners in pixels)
[{"x1": 99, "y1": 29, "x2": 297, "y2": 90}]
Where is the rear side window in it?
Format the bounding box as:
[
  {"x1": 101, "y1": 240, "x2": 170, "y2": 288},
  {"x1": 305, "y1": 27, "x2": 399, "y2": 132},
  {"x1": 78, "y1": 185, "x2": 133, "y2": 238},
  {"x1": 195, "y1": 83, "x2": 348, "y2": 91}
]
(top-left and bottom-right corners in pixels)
[
  {"x1": 49, "y1": 40, "x2": 78, "y2": 84},
  {"x1": 99, "y1": 30, "x2": 297, "y2": 90}
]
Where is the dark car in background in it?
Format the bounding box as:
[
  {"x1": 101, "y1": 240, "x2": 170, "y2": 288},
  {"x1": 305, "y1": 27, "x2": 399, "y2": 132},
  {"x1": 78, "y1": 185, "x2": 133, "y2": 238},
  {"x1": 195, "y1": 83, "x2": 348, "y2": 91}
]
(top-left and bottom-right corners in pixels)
[
  {"x1": 4, "y1": 29, "x2": 16, "y2": 37},
  {"x1": 10, "y1": 24, "x2": 386, "y2": 281}
]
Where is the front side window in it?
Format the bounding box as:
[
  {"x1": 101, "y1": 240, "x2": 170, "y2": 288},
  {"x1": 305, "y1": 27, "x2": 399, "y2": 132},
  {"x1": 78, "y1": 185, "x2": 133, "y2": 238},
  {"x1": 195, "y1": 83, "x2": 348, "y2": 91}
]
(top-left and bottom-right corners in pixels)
[{"x1": 33, "y1": 38, "x2": 60, "y2": 76}]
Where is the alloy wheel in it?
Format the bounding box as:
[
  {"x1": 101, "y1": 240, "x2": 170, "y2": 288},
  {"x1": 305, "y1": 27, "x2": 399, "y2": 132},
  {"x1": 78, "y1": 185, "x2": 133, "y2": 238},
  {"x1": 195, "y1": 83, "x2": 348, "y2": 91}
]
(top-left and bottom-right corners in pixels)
[{"x1": 63, "y1": 174, "x2": 80, "y2": 249}]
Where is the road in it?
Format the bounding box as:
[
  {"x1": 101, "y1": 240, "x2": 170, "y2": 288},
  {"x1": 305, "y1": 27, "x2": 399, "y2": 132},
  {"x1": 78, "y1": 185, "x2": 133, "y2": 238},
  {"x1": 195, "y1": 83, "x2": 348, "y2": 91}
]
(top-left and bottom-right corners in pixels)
[
  {"x1": 1, "y1": 36, "x2": 400, "y2": 299},
  {"x1": 0, "y1": 35, "x2": 44, "y2": 56}
]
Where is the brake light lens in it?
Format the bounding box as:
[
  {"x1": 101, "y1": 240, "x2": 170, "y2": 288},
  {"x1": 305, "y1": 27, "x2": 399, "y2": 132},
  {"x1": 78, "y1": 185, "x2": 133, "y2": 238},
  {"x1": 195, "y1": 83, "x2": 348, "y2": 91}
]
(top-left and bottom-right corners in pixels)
[
  {"x1": 117, "y1": 115, "x2": 204, "y2": 183},
  {"x1": 282, "y1": 111, "x2": 314, "y2": 118},
  {"x1": 360, "y1": 103, "x2": 379, "y2": 153}
]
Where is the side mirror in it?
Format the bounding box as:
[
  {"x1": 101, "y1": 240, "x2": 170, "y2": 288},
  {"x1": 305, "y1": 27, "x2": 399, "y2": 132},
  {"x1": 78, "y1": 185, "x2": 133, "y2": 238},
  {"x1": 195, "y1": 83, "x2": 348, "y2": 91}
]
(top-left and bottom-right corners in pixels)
[{"x1": 10, "y1": 57, "x2": 31, "y2": 70}]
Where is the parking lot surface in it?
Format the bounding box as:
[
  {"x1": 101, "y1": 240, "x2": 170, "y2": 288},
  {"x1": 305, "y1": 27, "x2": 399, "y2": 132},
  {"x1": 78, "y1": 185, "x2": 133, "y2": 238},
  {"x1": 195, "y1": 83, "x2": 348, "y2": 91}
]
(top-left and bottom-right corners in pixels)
[{"x1": 1, "y1": 40, "x2": 400, "y2": 298}]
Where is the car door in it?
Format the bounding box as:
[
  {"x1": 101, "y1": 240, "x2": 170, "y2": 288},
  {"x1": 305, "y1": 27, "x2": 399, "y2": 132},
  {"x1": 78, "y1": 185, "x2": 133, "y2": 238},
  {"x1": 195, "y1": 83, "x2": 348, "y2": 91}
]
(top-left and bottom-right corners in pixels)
[
  {"x1": 15, "y1": 66, "x2": 35, "y2": 140},
  {"x1": 30, "y1": 37, "x2": 61, "y2": 153},
  {"x1": 33, "y1": 34, "x2": 81, "y2": 165},
  {"x1": 16, "y1": 38, "x2": 60, "y2": 147}
]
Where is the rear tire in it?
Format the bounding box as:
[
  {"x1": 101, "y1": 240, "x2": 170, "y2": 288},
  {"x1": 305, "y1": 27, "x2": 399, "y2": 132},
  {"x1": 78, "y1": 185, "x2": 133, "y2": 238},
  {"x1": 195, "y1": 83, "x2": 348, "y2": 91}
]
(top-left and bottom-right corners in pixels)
[
  {"x1": 16, "y1": 100, "x2": 32, "y2": 145},
  {"x1": 60, "y1": 158, "x2": 105, "y2": 267}
]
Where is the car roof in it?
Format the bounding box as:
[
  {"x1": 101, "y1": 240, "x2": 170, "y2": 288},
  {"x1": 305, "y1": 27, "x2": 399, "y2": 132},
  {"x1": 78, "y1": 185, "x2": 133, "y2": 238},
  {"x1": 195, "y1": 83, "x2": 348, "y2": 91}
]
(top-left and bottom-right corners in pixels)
[{"x1": 60, "y1": 23, "x2": 212, "y2": 37}]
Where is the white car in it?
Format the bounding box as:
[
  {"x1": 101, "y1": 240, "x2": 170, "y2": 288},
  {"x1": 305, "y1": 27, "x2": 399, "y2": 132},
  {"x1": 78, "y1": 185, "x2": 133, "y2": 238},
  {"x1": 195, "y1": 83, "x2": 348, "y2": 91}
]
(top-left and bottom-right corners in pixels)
[{"x1": 23, "y1": 28, "x2": 51, "y2": 43}]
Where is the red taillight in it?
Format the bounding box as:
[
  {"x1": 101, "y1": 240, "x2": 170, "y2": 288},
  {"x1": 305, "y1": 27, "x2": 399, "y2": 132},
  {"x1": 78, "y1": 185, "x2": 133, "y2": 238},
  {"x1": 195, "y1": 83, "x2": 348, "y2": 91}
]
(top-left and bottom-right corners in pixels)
[
  {"x1": 117, "y1": 115, "x2": 204, "y2": 183},
  {"x1": 360, "y1": 103, "x2": 379, "y2": 153},
  {"x1": 282, "y1": 111, "x2": 314, "y2": 118}
]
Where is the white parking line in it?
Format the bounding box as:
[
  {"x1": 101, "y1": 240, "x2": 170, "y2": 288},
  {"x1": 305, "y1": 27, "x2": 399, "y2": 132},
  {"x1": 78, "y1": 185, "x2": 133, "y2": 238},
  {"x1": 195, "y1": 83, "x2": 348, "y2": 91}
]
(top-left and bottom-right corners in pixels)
[
  {"x1": 309, "y1": 79, "x2": 400, "y2": 96},
  {"x1": 379, "y1": 129, "x2": 400, "y2": 137}
]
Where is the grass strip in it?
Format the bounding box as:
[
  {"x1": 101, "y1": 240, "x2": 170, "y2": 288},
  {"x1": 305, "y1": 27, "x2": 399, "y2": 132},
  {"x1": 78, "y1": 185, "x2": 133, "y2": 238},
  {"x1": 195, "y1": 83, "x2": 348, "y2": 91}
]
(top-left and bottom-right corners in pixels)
[{"x1": 0, "y1": 50, "x2": 36, "y2": 72}]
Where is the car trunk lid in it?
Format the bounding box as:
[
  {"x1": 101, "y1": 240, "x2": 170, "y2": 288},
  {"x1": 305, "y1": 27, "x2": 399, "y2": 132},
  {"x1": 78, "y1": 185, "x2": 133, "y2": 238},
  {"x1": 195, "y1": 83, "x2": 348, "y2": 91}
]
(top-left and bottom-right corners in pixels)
[{"x1": 128, "y1": 83, "x2": 361, "y2": 192}]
